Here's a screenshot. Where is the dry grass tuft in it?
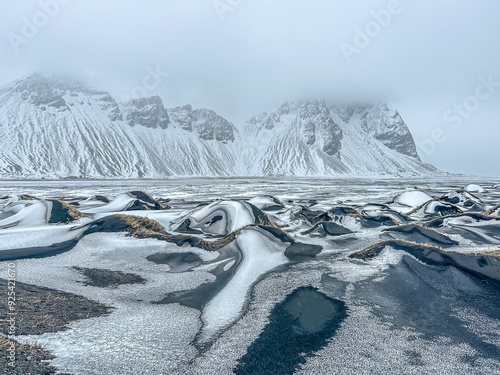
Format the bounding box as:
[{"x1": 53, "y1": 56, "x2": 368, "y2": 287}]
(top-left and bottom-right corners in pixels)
[
  {"x1": 19, "y1": 194, "x2": 40, "y2": 200},
  {"x1": 350, "y1": 239, "x2": 443, "y2": 261},
  {"x1": 115, "y1": 214, "x2": 169, "y2": 239},
  {"x1": 484, "y1": 203, "x2": 500, "y2": 217}
]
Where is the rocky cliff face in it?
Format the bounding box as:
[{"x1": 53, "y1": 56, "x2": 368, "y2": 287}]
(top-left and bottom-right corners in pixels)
[
  {"x1": 0, "y1": 74, "x2": 438, "y2": 178},
  {"x1": 121, "y1": 96, "x2": 169, "y2": 129},
  {"x1": 168, "y1": 105, "x2": 235, "y2": 143},
  {"x1": 242, "y1": 100, "x2": 434, "y2": 176},
  {"x1": 359, "y1": 104, "x2": 420, "y2": 160}
]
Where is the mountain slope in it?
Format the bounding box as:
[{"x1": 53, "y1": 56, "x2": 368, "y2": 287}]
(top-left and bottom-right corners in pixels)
[
  {"x1": 0, "y1": 74, "x2": 439, "y2": 178},
  {"x1": 0, "y1": 75, "x2": 240, "y2": 178},
  {"x1": 242, "y1": 101, "x2": 437, "y2": 176}
]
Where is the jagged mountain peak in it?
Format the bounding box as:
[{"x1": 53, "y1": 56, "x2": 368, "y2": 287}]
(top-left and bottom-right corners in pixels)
[
  {"x1": 241, "y1": 99, "x2": 433, "y2": 176},
  {"x1": 358, "y1": 103, "x2": 420, "y2": 160},
  {"x1": 0, "y1": 74, "x2": 438, "y2": 178},
  {"x1": 3, "y1": 73, "x2": 122, "y2": 120},
  {"x1": 168, "y1": 104, "x2": 236, "y2": 143},
  {"x1": 9, "y1": 73, "x2": 105, "y2": 99},
  {"x1": 250, "y1": 99, "x2": 420, "y2": 160}
]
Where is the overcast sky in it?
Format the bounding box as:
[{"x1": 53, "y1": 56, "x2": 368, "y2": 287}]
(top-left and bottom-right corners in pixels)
[{"x1": 1, "y1": 0, "x2": 499, "y2": 177}]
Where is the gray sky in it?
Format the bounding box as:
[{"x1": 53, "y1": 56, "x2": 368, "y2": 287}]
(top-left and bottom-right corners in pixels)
[{"x1": 1, "y1": 0, "x2": 499, "y2": 177}]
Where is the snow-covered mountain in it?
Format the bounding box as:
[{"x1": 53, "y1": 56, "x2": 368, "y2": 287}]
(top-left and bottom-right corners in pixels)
[
  {"x1": 0, "y1": 74, "x2": 438, "y2": 178},
  {"x1": 242, "y1": 101, "x2": 436, "y2": 176}
]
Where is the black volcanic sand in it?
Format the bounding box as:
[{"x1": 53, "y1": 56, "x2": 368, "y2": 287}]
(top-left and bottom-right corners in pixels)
[
  {"x1": 0, "y1": 278, "x2": 111, "y2": 375},
  {"x1": 0, "y1": 239, "x2": 80, "y2": 262},
  {"x1": 381, "y1": 224, "x2": 458, "y2": 246},
  {"x1": 354, "y1": 256, "x2": 500, "y2": 365},
  {"x1": 234, "y1": 287, "x2": 347, "y2": 375},
  {"x1": 351, "y1": 240, "x2": 500, "y2": 285},
  {"x1": 155, "y1": 246, "x2": 241, "y2": 310},
  {"x1": 0, "y1": 336, "x2": 72, "y2": 375},
  {"x1": 126, "y1": 191, "x2": 170, "y2": 210},
  {"x1": 146, "y1": 252, "x2": 203, "y2": 272},
  {"x1": 72, "y1": 266, "x2": 146, "y2": 288},
  {"x1": 0, "y1": 278, "x2": 111, "y2": 336},
  {"x1": 47, "y1": 199, "x2": 85, "y2": 224},
  {"x1": 301, "y1": 221, "x2": 353, "y2": 237}
]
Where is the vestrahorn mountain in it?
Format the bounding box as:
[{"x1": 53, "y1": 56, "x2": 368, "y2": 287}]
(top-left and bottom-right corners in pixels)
[{"x1": 0, "y1": 74, "x2": 438, "y2": 178}]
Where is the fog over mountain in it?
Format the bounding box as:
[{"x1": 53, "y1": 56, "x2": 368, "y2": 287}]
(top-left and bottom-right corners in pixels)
[{"x1": 0, "y1": 74, "x2": 438, "y2": 178}]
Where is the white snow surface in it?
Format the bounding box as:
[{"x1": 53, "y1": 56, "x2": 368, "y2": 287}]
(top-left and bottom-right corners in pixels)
[
  {"x1": 464, "y1": 183, "x2": 486, "y2": 193},
  {"x1": 393, "y1": 190, "x2": 433, "y2": 209},
  {"x1": 79, "y1": 193, "x2": 136, "y2": 214},
  {"x1": 199, "y1": 226, "x2": 289, "y2": 342},
  {"x1": 174, "y1": 200, "x2": 258, "y2": 235}
]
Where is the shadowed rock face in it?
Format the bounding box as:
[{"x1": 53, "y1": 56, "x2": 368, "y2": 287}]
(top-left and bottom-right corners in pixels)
[
  {"x1": 192, "y1": 109, "x2": 235, "y2": 143},
  {"x1": 234, "y1": 287, "x2": 348, "y2": 375},
  {"x1": 250, "y1": 100, "x2": 343, "y2": 157},
  {"x1": 122, "y1": 96, "x2": 169, "y2": 129},
  {"x1": 15, "y1": 74, "x2": 71, "y2": 110},
  {"x1": 360, "y1": 104, "x2": 420, "y2": 159},
  {"x1": 167, "y1": 104, "x2": 236, "y2": 143}
]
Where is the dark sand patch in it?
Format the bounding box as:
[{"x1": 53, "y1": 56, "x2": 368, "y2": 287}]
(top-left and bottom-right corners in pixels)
[
  {"x1": 72, "y1": 267, "x2": 146, "y2": 288},
  {"x1": 127, "y1": 191, "x2": 170, "y2": 210},
  {"x1": 234, "y1": 287, "x2": 347, "y2": 375},
  {"x1": 0, "y1": 239, "x2": 80, "y2": 262},
  {"x1": 0, "y1": 278, "x2": 111, "y2": 336},
  {"x1": 0, "y1": 336, "x2": 70, "y2": 375},
  {"x1": 284, "y1": 243, "x2": 323, "y2": 261},
  {"x1": 154, "y1": 247, "x2": 241, "y2": 310},
  {"x1": 146, "y1": 252, "x2": 203, "y2": 272},
  {"x1": 48, "y1": 199, "x2": 85, "y2": 224},
  {"x1": 301, "y1": 221, "x2": 353, "y2": 236},
  {"x1": 381, "y1": 224, "x2": 458, "y2": 246}
]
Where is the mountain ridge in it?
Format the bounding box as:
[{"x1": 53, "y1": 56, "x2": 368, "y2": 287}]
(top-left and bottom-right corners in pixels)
[{"x1": 0, "y1": 74, "x2": 440, "y2": 179}]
